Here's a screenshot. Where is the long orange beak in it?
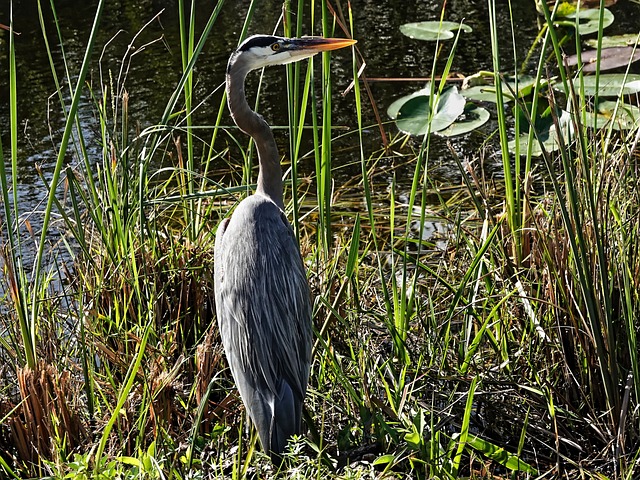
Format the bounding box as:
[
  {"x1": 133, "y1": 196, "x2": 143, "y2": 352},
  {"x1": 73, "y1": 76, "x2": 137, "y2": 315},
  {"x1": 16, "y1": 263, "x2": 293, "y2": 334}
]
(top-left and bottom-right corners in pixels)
[{"x1": 291, "y1": 37, "x2": 357, "y2": 52}]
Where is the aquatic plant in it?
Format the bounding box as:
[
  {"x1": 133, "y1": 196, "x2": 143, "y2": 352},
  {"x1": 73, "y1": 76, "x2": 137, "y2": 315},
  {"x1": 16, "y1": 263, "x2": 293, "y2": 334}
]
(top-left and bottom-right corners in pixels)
[{"x1": 0, "y1": 0, "x2": 638, "y2": 478}]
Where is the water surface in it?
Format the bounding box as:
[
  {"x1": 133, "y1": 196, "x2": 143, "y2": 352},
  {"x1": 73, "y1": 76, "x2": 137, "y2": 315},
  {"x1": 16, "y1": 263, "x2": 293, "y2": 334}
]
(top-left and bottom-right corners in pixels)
[{"x1": 2, "y1": 0, "x2": 640, "y2": 224}]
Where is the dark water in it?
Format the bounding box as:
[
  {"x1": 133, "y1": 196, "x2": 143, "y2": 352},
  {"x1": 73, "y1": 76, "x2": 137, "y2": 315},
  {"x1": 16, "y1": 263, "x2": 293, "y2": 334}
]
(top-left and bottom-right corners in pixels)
[{"x1": 2, "y1": 0, "x2": 640, "y2": 221}]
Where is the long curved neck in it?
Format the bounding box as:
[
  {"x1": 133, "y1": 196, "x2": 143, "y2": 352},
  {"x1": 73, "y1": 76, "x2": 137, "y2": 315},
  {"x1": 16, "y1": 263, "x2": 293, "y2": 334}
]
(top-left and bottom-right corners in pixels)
[{"x1": 226, "y1": 58, "x2": 284, "y2": 210}]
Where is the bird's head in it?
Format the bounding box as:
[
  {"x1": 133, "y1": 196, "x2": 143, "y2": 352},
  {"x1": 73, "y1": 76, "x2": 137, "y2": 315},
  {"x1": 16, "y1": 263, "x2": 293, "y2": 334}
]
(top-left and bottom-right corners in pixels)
[{"x1": 230, "y1": 34, "x2": 357, "y2": 72}]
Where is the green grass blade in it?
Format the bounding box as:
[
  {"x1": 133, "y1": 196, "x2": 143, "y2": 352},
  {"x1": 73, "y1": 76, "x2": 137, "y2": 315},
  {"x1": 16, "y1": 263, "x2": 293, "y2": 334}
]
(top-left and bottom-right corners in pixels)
[
  {"x1": 3, "y1": 6, "x2": 35, "y2": 368},
  {"x1": 451, "y1": 376, "x2": 477, "y2": 477},
  {"x1": 31, "y1": 1, "x2": 105, "y2": 369},
  {"x1": 94, "y1": 322, "x2": 151, "y2": 473}
]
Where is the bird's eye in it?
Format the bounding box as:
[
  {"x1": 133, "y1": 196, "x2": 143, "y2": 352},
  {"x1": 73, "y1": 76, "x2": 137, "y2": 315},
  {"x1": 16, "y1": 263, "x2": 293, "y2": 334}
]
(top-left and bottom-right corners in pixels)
[{"x1": 271, "y1": 43, "x2": 281, "y2": 51}]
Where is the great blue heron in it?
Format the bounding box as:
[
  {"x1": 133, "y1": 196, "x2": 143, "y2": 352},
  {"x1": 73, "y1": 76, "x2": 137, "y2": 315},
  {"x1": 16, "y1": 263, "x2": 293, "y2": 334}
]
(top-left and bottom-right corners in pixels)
[{"x1": 214, "y1": 35, "x2": 356, "y2": 460}]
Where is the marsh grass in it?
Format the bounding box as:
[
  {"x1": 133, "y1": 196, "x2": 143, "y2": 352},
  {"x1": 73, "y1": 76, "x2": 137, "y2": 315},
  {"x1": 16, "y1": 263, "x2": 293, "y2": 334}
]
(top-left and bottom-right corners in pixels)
[{"x1": 1, "y1": 0, "x2": 639, "y2": 478}]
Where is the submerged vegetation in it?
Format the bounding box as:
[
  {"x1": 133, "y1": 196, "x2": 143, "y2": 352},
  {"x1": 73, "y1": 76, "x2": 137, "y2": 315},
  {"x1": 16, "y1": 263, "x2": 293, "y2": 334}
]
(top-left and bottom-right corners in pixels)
[{"x1": 1, "y1": 0, "x2": 640, "y2": 478}]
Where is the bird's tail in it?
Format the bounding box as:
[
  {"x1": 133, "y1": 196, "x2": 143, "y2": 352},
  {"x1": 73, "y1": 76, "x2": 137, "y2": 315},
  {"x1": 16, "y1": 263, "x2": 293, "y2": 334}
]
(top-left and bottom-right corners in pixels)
[{"x1": 268, "y1": 380, "x2": 302, "y2": 461}]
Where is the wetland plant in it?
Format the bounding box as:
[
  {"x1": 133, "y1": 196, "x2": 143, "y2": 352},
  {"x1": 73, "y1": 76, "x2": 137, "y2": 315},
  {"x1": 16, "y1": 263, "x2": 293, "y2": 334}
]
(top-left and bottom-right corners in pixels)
[{"x1": 0, "y1": 0, "x2": 638, "y2": 478}]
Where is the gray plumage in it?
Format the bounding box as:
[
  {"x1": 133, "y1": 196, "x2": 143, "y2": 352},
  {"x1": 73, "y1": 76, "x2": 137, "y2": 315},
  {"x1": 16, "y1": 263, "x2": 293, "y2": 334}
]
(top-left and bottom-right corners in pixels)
[
  {"x1": 215, "y1": 34, "x2": 354, "y2": 460},
  {"x1": 215, "y1": 195, "x2": 310, "y2": 458}
]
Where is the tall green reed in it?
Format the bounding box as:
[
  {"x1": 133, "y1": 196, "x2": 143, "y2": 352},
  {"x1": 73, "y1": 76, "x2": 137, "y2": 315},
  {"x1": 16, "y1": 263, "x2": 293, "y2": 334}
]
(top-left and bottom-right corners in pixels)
[
  {"x1": 317, "y1": 0, "x2": 337, "y2": 258},
  {"x1": 33, "y1": 0, "x2": 105, "y2": 346},
  {"x1": 392, "y1": 11, "x2": 465, "y2": 365},
  {"x1": 284, "y1": 0, "x2": 305, "y2": 246},
  {"x1": 535, "y1": 0, "x2": 632, "y2": 433},
  {"x1": 481, "y1": 0, "x2": 640, "y2": 472},
  {"x1": 178, "y1": 1, "x2": 197, "y2": 241},
  {"x1": 1, "y1": 0, "x2": 104, "y2": 372},
  {"x1": 0, "y1": 6, "x2": 36, "y2": 370},
  {"x1": 6, "y1": 0, "x2": 226, "y2": 470}
]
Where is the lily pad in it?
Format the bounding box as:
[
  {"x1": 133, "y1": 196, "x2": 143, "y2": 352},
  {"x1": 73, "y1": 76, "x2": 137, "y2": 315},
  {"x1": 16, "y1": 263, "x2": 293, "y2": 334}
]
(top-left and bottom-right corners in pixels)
[
  {"x1": 566, "y1": 47, "x2": 640, "y2": 72},
  {"x1": 508, "y1": 109, "x2": 573, "y2": 157},
  {"x1": 395, "y1": 86, "x2": 466, "y2": 135},
  {"x1": 400, "y1": 21, "x2": 472, "y2": 41},
  {"x1": 565, "y1": 8, "x2": 614, "y2": 36},
  {"x1": 462, "y1": 85, "x2": 508, "y2": 103},
  {"x1": 585, "y1": 34, "x2": 640, "y2": 49},
  {"x1": 565, "y1": 73, "x2": 640, "y2": 96},
  {"x1": 387, "y1": 86, "x2": 431, "y2": 119},
  {"x1": 461, "y1": 75, "x2": 538, "y2": 103},
  {"x1": 585, "y1": 100, "x2": 640, "y2": 130},
  {"x1": 438, "y1": 103, "x2": 490, "y2": 137}
]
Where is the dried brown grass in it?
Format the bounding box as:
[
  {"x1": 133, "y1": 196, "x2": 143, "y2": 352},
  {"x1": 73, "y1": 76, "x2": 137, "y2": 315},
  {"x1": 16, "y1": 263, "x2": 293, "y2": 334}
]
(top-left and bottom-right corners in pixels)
[{"x1": 7, "y1": 362, "x2": 85, "y2": 464}]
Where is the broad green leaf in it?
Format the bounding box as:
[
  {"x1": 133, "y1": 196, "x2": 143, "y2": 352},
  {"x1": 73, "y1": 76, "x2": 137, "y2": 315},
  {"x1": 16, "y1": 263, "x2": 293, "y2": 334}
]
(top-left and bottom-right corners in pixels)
[
  {"x1": 508, "y1": 109, "x2": 573, "y2": 157},
  {"x1": 585, "y1": 100, "x2": 640, "y2": 130},
  {"x1": 586, "y1": 34, "x2": 640, "y2": 49},
  {"x1": 466, "y1": 433, "x2": 538, "y2": 474},
  {"x1": 565, "y1": 8, "x2": 614, "y2": 35},
  {"x1": 387, "y1": 86, "x2": 431, "y2": 119},
  {"x1": 373, "y1": 454, "x2": 397, "y2": 466},
  {"x1": 404, "y1": 430, "x2": 422, "y2": 449},
  {"x1": 147, "y1": 440, "x2": 156, "y2": 458},
  {"x1": 461, "y1": 75, "x2": 538, "y2": 103},
  {"x1": 583, "y1": 111, "x2": 616, "y2": 130},
  {"x1": 400, "y1": 21, "x2": 472, "y2": 41},
  {"x1": 116, "y1": 456, "x2": 143, "y2": 468},
  {"x1": 461, "y1": 85, "x2": 508, "y2": 103},
  {"x1": 566, "y1": 73, "x2": 640, "y2": 97},
  {"x1": 438, "y1": 103, "x2": 490, "y2": 137},
  {"x1": 396, "y1": 86, "x2": 466, "y2": 135}
]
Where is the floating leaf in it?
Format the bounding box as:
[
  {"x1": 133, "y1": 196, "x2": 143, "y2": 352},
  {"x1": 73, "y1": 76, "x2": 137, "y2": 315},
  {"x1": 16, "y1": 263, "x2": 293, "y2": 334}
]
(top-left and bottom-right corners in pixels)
[
  {"x1": 598, "y1": 100, "x2": 640, "y2": 129},
  {"x1": 395, "y1": 87, "x2": 466, "y2": 135},
  {"x1": 465, "y1": 434, "x2": 538, "y2": 474},
  {"x1": 461, "y1": 85, "x2": 508, "y2": 103},
  {"x1": 508, "y1": 109, "x2": 573, "y2": 157},
  {"x1": 564, "y1": 73, "x2": 640, "y2": 96},
  {"x1": 438, "y1": 103, "x2": 490, "y2": 137},
  {"x1": 583, "y1": 110, "x2": 616, "y2": 130},
  {"x1": 566, "y1": 47, "x2": 640, "y2": 72},
  {"x1": 585, "y1": 33, "x2": 640, "y2": 48},
  {"x1": 387, "y1": 86, "x2": 431, "y2": 119},
  {"x1": 461, "y1": 75, "x2": 538, "y2": 103},
  {"x1": 585, "y1": 99, "x2": 640, "y2": 130},
  {"x1": 400, "y1": 21, "x2": 472, "y2": 41},
  {"x1": 565, "y1": 8, "x2": 614, "y2": 36}
]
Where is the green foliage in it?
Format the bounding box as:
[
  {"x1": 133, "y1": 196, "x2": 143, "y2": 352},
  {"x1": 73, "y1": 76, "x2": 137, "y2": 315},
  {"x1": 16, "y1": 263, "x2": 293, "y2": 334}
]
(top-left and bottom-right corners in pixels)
[
  {"x1": 399, "y1": 21, "x2": 472, "y2": 41},
  {"x1": 585, "y1": 33, "x2": 640, "y2": 48},
  {"x1": 437, "y1": 103, "x2": 490, "y2": 137},
  {"x1": 464, "y1": 434, "x2": 537, "y2": 474},
  {"x1": 508, "y1": 107, "x2": 573, "y2": 156},
  {"x1": 1, "y1": 0, "x2": 640, "y2": 479},
  {"x1": 585, "y1": 99, "x2": 640, "y2": 130},
  {"x1": 44, "y1": 442, "x2": 164, "y2": 479},
  {"x1": 460, "y1": 74, "x2": 538, "y2": 103},
  {"x1": 565, "y1": 73, "x2": 640, "y2": 96},
  {"x1": 563, "y1": 8, "x2": 614, "y2": 35},
  {"x1": 395, "y1": 87, "x2": 466, "y2": 136}
]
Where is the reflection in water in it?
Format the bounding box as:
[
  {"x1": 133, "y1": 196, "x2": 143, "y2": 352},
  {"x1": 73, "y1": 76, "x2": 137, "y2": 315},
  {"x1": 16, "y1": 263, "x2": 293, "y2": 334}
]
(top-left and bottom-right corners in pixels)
[
  {"x1": 2, "y1": 0, "x2": 640, "y2": 227},
  {"x1": 411, "y1": 218, "x2": 451, "y2": 251}
]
